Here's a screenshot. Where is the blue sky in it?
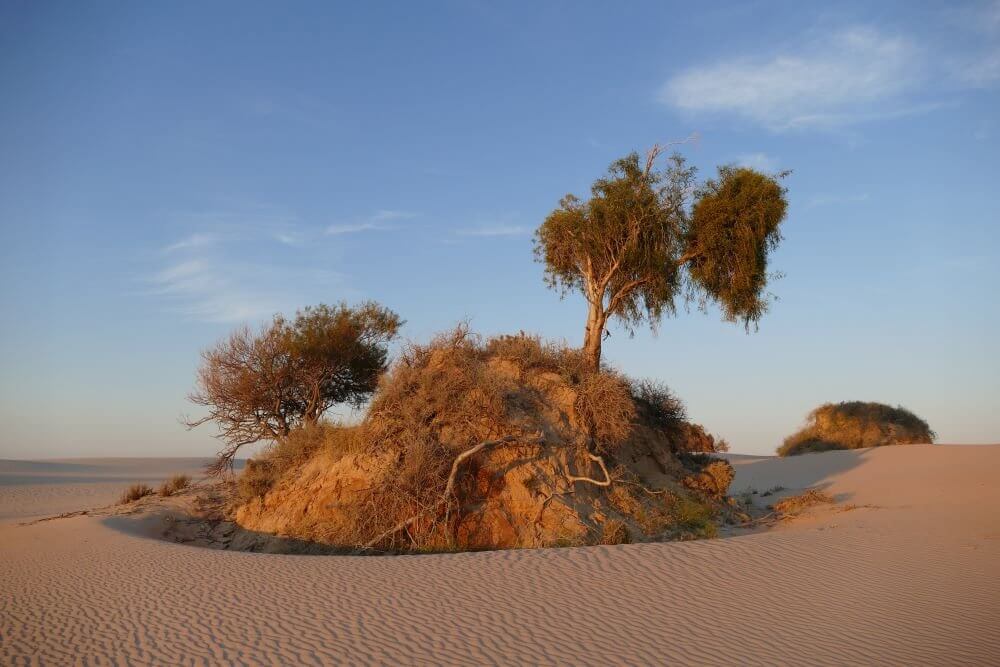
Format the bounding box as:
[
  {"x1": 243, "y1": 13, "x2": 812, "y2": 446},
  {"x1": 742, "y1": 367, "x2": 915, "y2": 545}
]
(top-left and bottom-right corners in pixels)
[{"x1": 1, "y1": 1, "x2": 998, "y2": 458}]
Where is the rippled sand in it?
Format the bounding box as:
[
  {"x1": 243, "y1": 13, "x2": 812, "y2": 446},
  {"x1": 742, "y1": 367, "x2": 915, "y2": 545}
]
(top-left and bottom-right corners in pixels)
[{"x1": 2, "y1": 445, "x2": 999, "y2": 665}]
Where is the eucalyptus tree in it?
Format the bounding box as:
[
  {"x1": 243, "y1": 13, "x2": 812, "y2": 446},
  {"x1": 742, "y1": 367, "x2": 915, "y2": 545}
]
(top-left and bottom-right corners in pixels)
[{"x1": 535, "y1": 144, "x2": 789, "y2": 370}]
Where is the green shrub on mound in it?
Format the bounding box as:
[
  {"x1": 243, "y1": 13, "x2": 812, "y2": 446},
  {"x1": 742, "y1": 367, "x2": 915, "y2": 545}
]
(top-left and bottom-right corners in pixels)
[
  {"x1": 778, "y1": 401, "x2": 936, "y2": 457},
  {"x1": 232, "y1": 328, "x2": 735, "y2": 553}
]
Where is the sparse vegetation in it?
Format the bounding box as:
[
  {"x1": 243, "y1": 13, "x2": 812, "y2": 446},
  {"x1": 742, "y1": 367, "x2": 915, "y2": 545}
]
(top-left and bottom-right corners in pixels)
[
  {"x1": 771, "y1": 489, "x2": 835, "y2": 516},
  {"x1": 535, "y1": 145, "x2": 789, "y2": 370},
  {"x1": 630, "y1": 380, "x2": 729, "y2": 453},
  {"x1": 119, "y1": 483, "x2": 153, "y2": 504},
  {"x1": 229, "y1": 328, "x2": 735, "y2": 553},
  {"x1": 187, "y1": 139, "x2": 795, "y2": 554},
  {"x1": 598, "y1": 518, "x2": 630, "y2": 545},
  {"x1": 158, "y1": 474, "x2": 191, "y2": 497},
  {"x1": 778, "y1": 401, "x2": 936, "y2": 456},
  {"x1": 669, "y1": 494, "x2": 718, "y2": 539}
]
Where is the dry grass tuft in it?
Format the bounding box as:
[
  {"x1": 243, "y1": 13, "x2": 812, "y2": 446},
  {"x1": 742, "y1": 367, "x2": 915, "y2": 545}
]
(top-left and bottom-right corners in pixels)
[
  {"x1": 157, "y1": 474, "x2": 191, "y2": 497},
  {"x1": 771, "y1": 489, "x2": 835, "y2": 516},
  {"x1": 119, "y1": 483, "x2": 153, "y2": 504}
]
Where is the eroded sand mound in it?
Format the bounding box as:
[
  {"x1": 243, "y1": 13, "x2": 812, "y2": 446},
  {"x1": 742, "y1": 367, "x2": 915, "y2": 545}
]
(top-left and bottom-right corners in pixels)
[{"x1": 233, "y1": 331, "x2": 735, "y2": 552}]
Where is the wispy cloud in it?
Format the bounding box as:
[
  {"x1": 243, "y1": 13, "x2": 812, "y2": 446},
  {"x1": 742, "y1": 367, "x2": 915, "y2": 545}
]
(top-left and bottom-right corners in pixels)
[
  {"x1": 661, "y1": 27, "x2": 923, "y2": 131},
  {"x1": 163, "y1": 233, "x2": 218, "y2": 253},
  {"x1": 149, "y1": 259, "x2": 277, "y2": 322},
  {"x1": 149, "y1": 206, "x2": 353, "y2": 322},
  {"x1": 326, "y1": 209, "x2": 418, "y2": 235}
]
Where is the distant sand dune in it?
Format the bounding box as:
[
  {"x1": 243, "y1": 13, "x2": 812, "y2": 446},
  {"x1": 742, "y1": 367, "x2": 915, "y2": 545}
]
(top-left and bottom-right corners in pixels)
[{"x1": 2, "y1": 445, "x2": 999, "y2": 665}]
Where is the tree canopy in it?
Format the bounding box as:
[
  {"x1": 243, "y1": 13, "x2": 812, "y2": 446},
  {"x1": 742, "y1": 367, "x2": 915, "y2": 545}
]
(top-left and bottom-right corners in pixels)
[
  {"x1": 186, "y1": 301, "x2": 402, "y2": 473},
  {"x1": 535, "y1": 144, "x2": 789, "y2": 369}
]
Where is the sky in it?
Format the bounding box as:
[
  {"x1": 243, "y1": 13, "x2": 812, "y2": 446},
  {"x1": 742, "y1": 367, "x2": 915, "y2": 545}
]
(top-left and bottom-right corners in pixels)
[{"x1": 1, "y1": 0, "x2": 998, "y2": 458}]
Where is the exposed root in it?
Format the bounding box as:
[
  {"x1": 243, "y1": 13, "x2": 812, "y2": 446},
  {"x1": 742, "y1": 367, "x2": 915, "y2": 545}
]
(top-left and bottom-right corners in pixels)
[
  {"x1": 566, "y1": 452, "x2": 612, "y2": 487},
  {"x1": 362, "y1": 435, "x2": 538, "y2": 551}
]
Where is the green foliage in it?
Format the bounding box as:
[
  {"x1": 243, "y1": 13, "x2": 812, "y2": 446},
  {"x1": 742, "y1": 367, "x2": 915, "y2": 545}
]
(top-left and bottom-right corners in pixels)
[
  {"x1": 778, "y1": 401, "x2": 936, "y2": 456},
  {"x1": 534, "y1": 152, "x2": 695, "y2": 332},
  {"x1": 276, "y1": 302, "x2": 404, "y2": 410},
  {"x1": 669, "y1": 494, "x2": 718, "y2": 539},
  {"x1": 688, "y1": 167, "x2": 788, "y2": 328},
  {"x1": 534, "y1": 146, "x2": 789, "y2": 367}
]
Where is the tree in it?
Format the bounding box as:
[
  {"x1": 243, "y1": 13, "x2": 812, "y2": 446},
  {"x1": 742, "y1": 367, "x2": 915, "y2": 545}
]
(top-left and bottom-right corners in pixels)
[
  {"x1": 186, "y1": 301, "x2": 402, "y2": 473},
  {"x1": 535, "y1": 144, "x2": 788, "y2": 370}
]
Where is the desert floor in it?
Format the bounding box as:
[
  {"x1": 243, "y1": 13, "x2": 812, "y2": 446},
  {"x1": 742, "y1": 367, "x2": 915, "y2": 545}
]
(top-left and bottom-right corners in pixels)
[{"x1": 2, "y1": 445, "x2": 999, "y2": 665}]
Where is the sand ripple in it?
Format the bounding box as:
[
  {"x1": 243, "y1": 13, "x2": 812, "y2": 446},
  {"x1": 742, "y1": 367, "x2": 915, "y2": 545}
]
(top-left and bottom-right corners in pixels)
[{"x1": 2, "y1": 445, "x2": 999, "y2": 665}]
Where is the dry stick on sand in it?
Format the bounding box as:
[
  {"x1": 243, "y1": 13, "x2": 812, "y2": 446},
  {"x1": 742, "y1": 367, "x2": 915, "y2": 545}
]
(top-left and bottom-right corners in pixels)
[{"x1": 361, "y1": 433, "x2": 615, "y2": 551}]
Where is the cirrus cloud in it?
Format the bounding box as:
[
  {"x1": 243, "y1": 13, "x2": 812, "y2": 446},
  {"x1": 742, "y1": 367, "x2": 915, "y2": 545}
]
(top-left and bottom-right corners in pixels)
[{"x1": 660, "y1": 27, "x2": 925, "y2": 131}]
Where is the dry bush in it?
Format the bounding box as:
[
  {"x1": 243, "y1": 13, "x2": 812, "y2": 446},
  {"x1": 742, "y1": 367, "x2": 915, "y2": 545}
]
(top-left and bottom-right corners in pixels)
[
  {"x1": 119, "y1": 483, "x2": 153, "y2": 504},
  {"x1": 631, "y1": 379, "x2": 686, "y2": 430},
  {"x1": 631, "y1": 380, "x2": 728, "y2": 453},
  {"x1": 575, "y1": 371, "x2": 635, "y2": 452},
  {"x1": 237, "y1": 458, "x2": 279, "y2": 503},
  {"x1": 236, "y1": 421, "x2": 362, "y2": 502},
  {"x1": 779, "y1": 401, "x2": 936, "y2": 457},
  {"x1": 682, "y1": 459, "x2": 734, "y2": 499},
  {"x1": 771, "y1": 489, "x2": 835, "y2": 516},
  {"x1": 157, "y1": 474, "x2": 191, "y2": 497},
  {"x1": 598, "y1": 518, "x2": 630, "y2": 545}
]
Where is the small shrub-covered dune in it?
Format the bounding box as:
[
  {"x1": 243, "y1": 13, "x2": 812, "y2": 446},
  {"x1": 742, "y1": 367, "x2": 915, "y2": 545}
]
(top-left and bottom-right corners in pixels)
[
  {"x1": 233, "y1": 329, "x2": 735, "y2": 553},
  {"x1": 778, "y1": 401, "x2": 936, "y2": 457}
]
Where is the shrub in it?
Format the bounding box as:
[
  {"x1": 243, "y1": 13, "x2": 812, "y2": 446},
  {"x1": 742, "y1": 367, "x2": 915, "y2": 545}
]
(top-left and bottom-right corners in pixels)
[
  {"x1": 119, "y1": 483, "x2": 153, "y2": 504},
  {"x1": 778, "y1": 401, "x2": 936, "y2": 456},
  {"x1": 631, "y1": 380, "x2": 728, "y2": 453},
  {"x1": 157, "y1": 474, "x2": 191, "y2": 497},
  {"x1": 187, "y1": 301, "x2": 402, "y2": 473},
  {"x1": 631, "y1": 379, "x2": 686, "y2": 431}
]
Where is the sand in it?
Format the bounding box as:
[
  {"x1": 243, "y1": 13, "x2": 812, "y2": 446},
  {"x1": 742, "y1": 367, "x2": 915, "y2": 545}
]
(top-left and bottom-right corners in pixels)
[{"x1": 2, "y1": 445, "x2": 999, "y2": 665}]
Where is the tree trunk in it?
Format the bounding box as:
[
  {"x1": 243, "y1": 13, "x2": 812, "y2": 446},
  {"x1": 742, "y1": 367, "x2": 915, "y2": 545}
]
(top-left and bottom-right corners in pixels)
[{"x1": 583, "y1": 301, "x2": 606, "y2": 371}]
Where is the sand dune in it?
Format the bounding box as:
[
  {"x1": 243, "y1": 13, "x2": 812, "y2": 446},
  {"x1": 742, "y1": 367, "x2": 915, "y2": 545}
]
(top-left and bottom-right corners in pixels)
[{"x1": 2, "y1": 445, "x2": 999, "y2": 665}]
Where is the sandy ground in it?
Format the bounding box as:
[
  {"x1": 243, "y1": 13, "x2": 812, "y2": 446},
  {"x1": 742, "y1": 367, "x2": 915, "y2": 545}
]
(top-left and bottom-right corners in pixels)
[{"x1": 1, "y1": 445, "x2": 998, "y2": 666}]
